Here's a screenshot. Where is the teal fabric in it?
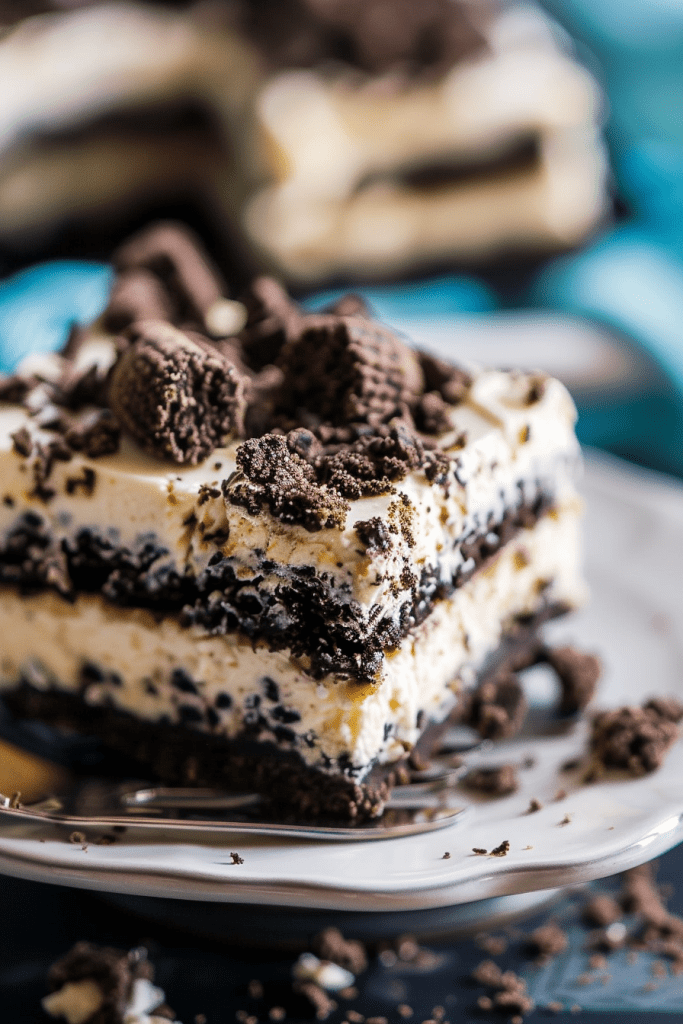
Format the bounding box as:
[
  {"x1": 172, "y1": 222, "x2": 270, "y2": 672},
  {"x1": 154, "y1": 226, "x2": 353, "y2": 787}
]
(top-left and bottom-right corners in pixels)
[
  {"x1": 304, "y1": 274, "x2": 498, "y2": 320},
  {"x1": 528, "y1": 0, "x2": 683, "y2": 475},
  {"x1": 529, "y1": 226, "x2": 683, "y2": 476},
  {"x1": 0, "y1": 261, "x2": 112, "y2": 374}
]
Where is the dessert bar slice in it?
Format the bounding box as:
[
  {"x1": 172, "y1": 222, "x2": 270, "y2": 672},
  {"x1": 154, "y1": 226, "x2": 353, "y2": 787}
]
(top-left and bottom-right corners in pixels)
[{"x1": 0, "y1": 225, "x2": 585, "y2": 820}]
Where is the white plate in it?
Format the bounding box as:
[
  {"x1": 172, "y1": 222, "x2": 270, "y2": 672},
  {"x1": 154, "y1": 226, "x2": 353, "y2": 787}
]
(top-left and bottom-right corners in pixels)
[{"x1": 1, "y1": 451, "x2": 683, "y2": 911}]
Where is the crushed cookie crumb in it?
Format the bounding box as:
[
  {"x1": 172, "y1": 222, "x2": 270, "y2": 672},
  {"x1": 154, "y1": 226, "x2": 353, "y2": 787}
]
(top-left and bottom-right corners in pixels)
[
  {"x1": 230, "y1": 851, "x2": 244, "y2": 864},
  {"x1": 96, "y1": 833, "x2": 117, "y2": 847},
  {"x1": 490, "y1": 840, "x2": 510, "y2": 857},
  {"x1": 10, "y1": 426, "x2": 33, "y2": 457},
  {"x1": 65, "y1": 466, "x2": 96, "y2": 497},
  {"x1": 476, "y1": 934, "x2": 508, "y2": 956},
  {"x1": 312, "y1": 927, "x2": 367, "y2": 974},
  {"x1": 528, "y1": 922, "x2": 568, "y2": 962},
  {"x1": 462, "y1": 764, "x2": 518, "y2": 797},
  {"x1": 590, "y1": 698, "x2": 683, "y2": 776},
  {"x1": 582, "y1": 895, "x2": 622, "y2": 928}
]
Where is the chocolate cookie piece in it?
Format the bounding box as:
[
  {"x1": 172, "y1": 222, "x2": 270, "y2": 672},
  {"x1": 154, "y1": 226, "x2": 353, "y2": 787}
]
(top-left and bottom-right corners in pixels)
[
  {"x1": 239, "y1": 275, "x2": 306, "y2": 370},
  {"x1": 458, "y1": 671, "x2": 527, "y2": 740},
  {"x1": 354, "y1": 515, "x2": 392, "y2": 554},
  {"x1": 64, "y1": 409, "x2": 120, "y2": 459},
  {"x1": 103, "y1": 267, "x2": 174, "y2": 333},
  {"x1": 414, "y1": 390, "x2": 453, "y2": 434},
  {"x1": 225, "y1": 433, "x2": 349, "y2": 531},
  {"x1": 461, "y1": 764, "x2": 519, "y2": 796},
  {"x1": 45, "y1": 942, "x2": 154, "y2": 1024},
  {"x1": 109, "y1": 320, "x2": 247, "y2": 464},
  {"x1": 320, "y1": 422, "x2": 425, "y2": 498},
  {"x1": 546, "y1": 645, "x2": 601, "y2": 714},
  {"x1": 590, "y1": 698, "x2": 683, "y2": 776},
  {"x1": 113, "y1": 221, "x2": 227, "y2": 328},
  {"x1": 582, "y1": 894, "x2": 622, "y2": 928},
  {"x1": 312, "y1": 928, "x2": 368, "y2": 975},
  {"x1": 620, "y1": 862, "x2": 683, "y2": 942},
  {"x1": 276, "y1": 314, "x2": 423, "y2": 434},
  {"x1": 419, "y1": 351, "x2": 471, "y2": 405},
  {"x1": 472, "y1": 960, "x2": 534, "y2": 1017},
  {"x1": 527, "y1": 922, "x2": 569, "y2": 963}
]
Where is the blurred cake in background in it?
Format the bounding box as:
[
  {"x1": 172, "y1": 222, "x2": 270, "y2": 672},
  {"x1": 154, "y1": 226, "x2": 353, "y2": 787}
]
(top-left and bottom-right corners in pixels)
[
  {"x1": 243, "y1": 0, "x2": 610, "y2": 282},
  {"x1": 0, "y1": 0, "x2": 609, "y2": 283}
]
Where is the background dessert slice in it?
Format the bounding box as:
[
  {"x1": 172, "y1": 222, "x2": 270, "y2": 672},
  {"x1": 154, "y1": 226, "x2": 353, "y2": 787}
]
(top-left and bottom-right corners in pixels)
[
  {"x1": 245, "y1": 3, "x2": 608, "y2": 282},
  {"x1": 0, "y1": 1, "x2": 607, "y2": 284}
]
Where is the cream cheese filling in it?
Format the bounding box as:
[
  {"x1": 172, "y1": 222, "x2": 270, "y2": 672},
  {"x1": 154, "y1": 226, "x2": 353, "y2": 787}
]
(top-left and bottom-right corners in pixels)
[{"x1": 0, "y1": 501, "x2": 584, "y2": 777}]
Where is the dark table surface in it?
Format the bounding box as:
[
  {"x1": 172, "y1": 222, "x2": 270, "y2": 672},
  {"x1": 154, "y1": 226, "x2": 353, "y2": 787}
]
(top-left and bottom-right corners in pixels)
[{"x1": 3, "y1": 837, "x2": 683, "y2": 1023}]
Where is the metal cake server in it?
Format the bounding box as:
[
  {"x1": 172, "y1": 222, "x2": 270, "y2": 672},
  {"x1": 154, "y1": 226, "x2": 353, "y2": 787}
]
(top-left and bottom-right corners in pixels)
[
  {"x1": 0, "y1": 775, "x2": 468, "y2": 842},
  {"x1": 0, "y1": 727, "x2": 479, "y2": 842}
]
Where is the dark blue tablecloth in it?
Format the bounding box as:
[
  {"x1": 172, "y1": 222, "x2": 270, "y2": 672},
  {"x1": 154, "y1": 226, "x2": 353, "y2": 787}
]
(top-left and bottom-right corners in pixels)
[{"x1": 3, "y1": 840, "x2": 683, "y2": 1023}]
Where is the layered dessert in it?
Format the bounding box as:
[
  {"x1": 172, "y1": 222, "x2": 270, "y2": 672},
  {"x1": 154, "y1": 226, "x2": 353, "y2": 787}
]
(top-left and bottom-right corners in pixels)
[
  {"x1": 243, "y1": 0, "x2": 609, "y2": 282},
  {"x1": 0, "y1": 1, "x2": 607, "y2": 281},
  {"x1": 0, "y1": 225, "x2": 586, "y2": 820}
]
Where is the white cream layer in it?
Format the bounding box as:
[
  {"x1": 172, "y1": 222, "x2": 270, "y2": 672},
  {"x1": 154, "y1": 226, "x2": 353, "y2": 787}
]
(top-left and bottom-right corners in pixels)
[
  {"x1": 0, "y1": 501, "x2": 584, "y2": 777},
  {"x1": 0, "y1": 359, "x2": 581, "y2": 643}
]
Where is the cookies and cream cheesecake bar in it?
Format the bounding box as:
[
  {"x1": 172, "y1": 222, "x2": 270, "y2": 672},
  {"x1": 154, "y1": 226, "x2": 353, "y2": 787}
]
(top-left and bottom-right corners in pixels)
[{"x1": 0, "y1": 225, "x2": 585, "y2": 819}]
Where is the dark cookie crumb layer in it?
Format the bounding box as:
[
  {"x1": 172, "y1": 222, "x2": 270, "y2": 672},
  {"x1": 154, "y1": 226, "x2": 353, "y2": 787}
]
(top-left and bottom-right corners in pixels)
[{"x1": 0, "y1": 491, "x2": 558, "y2": 683}]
